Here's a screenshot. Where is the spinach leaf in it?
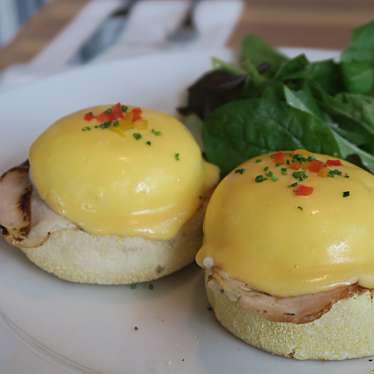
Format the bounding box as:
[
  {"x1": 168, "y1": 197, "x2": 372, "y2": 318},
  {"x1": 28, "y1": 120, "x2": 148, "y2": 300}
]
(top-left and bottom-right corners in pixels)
[
  {"x1": 284, "y1": 86, "x2": 374, "y2": 172},
  {"x1": 203, "y1": 98, "x2": 340, "y2": 175},
  {"x1": 304, "y1": 60, "x2": 343, "y2": 95},
  {"x1": 277, "y1": 57, "x2": 342, "y2": 95},
  {"x1": 261, "y1": 81, "x2": 285, "y2": 101},
  {"x1": 283, "y1": 86, "x2": 325, "y2": 120},
  {"x1": 316, "y1": 87, "x2": 374, "y2": 146},
  {"x1": 341, "y1": 21, "x2": 374, "y2": 94},
  {"x1": 332, "y1": 127, "x2": 369, "y2": 147},
  {"x1": 333, "y1": 131, "x2": 374, "y2": 173},
  {"x1": 240, "y1": 35, "x2": 288, "y2": 78},
  {"x1": 240, "y1": 58, "x2": 266, "y2": 86},
  {"x1": 342, "y1": 21, "x2": 374, "y2": 63},
  {"x1": 274, "y1": 54, "x2": 309, "y2": 80},
  {"x1": 341, "y1": 61, "x2": 374, "y2": 95},
  {"x1": 334, "y1": 93, "x2": 374, "y2": 135}
]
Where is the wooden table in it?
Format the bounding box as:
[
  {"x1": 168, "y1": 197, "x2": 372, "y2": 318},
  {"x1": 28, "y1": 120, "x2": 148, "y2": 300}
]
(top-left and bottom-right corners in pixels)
[{"x1": 0, "y1": 0, "x2": 373, "y2": 70}]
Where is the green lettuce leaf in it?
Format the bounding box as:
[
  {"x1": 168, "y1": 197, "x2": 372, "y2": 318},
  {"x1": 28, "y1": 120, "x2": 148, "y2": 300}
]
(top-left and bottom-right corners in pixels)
[
  {"x1": 341, "y1": 21, "x2": 374, "y2": 94},
  {"x1": 203, "y1": 97, "x2": 340, "y2": 175},
  {"x1": 240, "y1": 35, "x2": 288, "y2": 78}
]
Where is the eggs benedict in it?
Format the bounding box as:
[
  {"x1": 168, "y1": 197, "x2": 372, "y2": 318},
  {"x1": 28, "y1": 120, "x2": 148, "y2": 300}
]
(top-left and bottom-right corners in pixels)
[
  {"x1": 197, "y1": 150, "x2": 374, "y2": 360},
  {"x1": 0, "y1": 104, "x2": 219, "y2": 284}
]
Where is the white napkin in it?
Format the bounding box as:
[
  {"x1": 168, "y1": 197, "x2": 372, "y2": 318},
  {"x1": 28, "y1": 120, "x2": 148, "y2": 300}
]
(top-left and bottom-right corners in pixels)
[
  {"x1": 0, "y1": 0, "x2": 243, "y2": 92},
  {"x1": 0, "y1": 0, "x2": 124, "y2": 92},
  {"x1": 98, "y1": 0, "x2": 244, "y2": 62}
]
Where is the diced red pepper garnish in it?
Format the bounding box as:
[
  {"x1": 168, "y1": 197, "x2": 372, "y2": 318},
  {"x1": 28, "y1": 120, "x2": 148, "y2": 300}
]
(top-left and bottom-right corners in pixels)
[
  {"x1": 131, "y1": 107, "x2": 142, "y2": 122},
  {"x1": 308, "y1": 160, "x2": 325, "y2": 173},
  {"x1": 112, "y1": 103, "x2": 124, "y2": 120},
  {"x1": 271, "y1": 152, "x2": 285, "y2": 164},
  {"x1": 290, "y1": 163, "x2": 301, "y2": 170},
  {"x1": 97, "y1": 113, "x2": 114, "y2": 123},
  {"x1": 326, "y1": 159, "x2": 342, "y2": 167},
  {"x1": 112, "y1": 103, "x2": 121, "y2": 114},
  {"x1": 294, "y1": 184, "x2": 314, "y2": 196},
  {"x1": 84, "y1": 112, "x2": 94, "y2": 121},
  {"x1": 82, "y1": 103, "x2": 147, "y2": 132}
]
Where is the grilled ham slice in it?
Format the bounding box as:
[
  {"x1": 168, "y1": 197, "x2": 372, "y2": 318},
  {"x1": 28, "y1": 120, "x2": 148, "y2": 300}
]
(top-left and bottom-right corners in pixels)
[
  {"x1": 208, "y1": 268, "x2": 366, "y2": 324},
  {"x1": 0, "y1": 162, "x2": 75, "y2": 248}
]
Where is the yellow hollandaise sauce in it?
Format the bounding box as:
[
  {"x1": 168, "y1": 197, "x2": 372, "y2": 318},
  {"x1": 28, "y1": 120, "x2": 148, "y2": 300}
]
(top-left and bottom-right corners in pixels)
[
  {"x1": 30, "y1": 104, "x2": 219, "y2": 240},
  {"x1": 196, "y1": 150, "x2": 374, "y2": 297}
]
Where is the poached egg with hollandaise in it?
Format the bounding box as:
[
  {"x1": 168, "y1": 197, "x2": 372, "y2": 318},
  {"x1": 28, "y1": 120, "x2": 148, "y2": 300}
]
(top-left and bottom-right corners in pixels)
[
  {"x1": 197, "y1": 150, "x2": 374, "y2": 297},
  {"x1": 0, "y1": 103, "x2": 218, "y2": 284},
  {"x1": 30, "y1": 104, "x2": 218, "y2": 240},
  {"x1": 197, "y1": 150, "x2": 374, "y2": 360}
]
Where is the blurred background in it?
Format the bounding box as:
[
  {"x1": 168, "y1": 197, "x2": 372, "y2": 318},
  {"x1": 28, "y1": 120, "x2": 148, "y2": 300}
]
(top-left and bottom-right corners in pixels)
[{"x1": 0, "y1": 0, "x2": 373, "y2": 82}]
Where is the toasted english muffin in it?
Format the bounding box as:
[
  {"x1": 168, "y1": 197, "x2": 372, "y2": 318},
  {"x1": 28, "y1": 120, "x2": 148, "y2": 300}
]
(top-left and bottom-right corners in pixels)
[
  {"x1": 206, "y1": 274, "x2": 374, "y2": 360},
  {"x1": 15, "y1": 204, "x2": 204, "y2": 284}
]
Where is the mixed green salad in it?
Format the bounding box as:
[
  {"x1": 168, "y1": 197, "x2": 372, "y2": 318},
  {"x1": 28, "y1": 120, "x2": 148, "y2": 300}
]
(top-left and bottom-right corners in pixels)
[{"x1": 179, "y1": 21, "x2": 374, "y2": 175}]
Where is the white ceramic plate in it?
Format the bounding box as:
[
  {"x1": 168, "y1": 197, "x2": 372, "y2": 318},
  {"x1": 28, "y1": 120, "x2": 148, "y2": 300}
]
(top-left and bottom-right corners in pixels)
[{"x1": 1, "y1": 48, "x2": 371, "y2": 374}]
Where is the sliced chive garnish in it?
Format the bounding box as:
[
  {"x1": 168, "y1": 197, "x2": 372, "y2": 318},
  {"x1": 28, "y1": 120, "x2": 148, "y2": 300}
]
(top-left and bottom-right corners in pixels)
[
  {"x1": 255, "y1": 175, "x2": 266, "y2": 183},
  {"x1": 151, "y1": 129, "x2": 162, "y2": 136},
  {"x1": 100, "y1": 121, "x2": 111, "y2": 129},
  {"x1": 265, "y1": 170, "x2": 274, "y2": 178},
  {"x1": 271, "y1": 175, "x2": 278, "y2": 182},
  {"x1": 292, "y1": 171, "x2": 308, "y2": 182},
  {"x1": 327, "y1": 169, "x2": 342, "y2": 177}
]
